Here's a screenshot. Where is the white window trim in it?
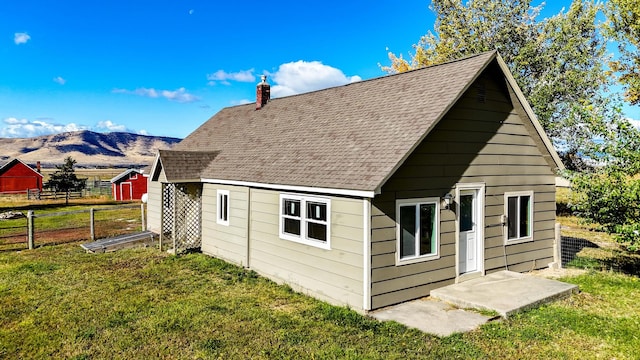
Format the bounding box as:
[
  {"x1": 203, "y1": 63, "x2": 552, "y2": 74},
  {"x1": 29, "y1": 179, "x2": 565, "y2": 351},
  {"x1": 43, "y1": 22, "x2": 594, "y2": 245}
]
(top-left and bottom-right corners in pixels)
[
  {"x1": 279, "y1": 194, "x2": 331, "y2": 250},
  {"x1": 396, "y1": 197, "x2": 440, "y2": 265},
  {"x1": 504, "y1": 191, "x2": 534, "y2": 244},
  {"x1": 216, "y1": 189, "x2": 230, "y2": 226}
]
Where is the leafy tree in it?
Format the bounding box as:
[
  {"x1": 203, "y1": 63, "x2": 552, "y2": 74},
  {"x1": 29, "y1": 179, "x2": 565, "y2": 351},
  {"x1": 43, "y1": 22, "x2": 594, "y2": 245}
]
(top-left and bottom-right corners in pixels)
[
  {"x1": 383, "y1": 0, "x2": 612, "y2": 165},
  {"x1": 605, "y1": 0, "x2": 640, "y2": 105},
  {"x1": 44, "y1": 156, "x2": 86, "y2": 205},
  {"x1": 570, "y1": 98, "x2": 640, "y2": 250},
  {"x1": 384, "y1": 0, "x2": 640, "y2": 249}
]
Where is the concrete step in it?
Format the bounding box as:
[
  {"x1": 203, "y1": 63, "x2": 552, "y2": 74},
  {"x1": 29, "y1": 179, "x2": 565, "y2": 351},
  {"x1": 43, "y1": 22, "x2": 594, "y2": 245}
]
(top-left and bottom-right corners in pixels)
[
  {"x1": 81, "y1": 231, "x2": 157, "y2": 253},
  {"x1": 430, "y1": 270, "x2": 579, "y2": 318}
]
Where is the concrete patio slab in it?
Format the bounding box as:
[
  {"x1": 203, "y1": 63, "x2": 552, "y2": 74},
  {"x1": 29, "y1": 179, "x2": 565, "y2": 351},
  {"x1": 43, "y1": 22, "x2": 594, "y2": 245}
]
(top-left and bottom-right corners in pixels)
[
  {"x1": 368, "y1": 270, "x2": 579, "y2": 337},
  {"x1": 369, "y1": 298, "x2": 493, "y2": 337},
  {"x1": 430, "y1": 270, "x2": 579, "y2": 318}
]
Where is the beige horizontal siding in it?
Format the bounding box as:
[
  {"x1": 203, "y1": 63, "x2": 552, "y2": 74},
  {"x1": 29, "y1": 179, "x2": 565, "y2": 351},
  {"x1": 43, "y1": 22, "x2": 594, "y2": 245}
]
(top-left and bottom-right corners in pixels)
[
  {"x1": 248, "y1": 189, "x2": 365, "y2": 311},
  {"x1": 200, "y1": 184, "x2": 249, "y2": 267},
  {"x1": 146, "y1": 179, "x2": 162, "y2": 233},
  {"x1": 370, "y1": 73, "x2": 556, "y2": 309}
]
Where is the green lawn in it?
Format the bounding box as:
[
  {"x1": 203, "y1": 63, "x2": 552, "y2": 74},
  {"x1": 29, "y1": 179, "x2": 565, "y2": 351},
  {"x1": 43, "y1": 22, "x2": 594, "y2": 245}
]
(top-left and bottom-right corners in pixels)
[{"x1": 1, "y1": 243, "x2": 638, "y2": 359}]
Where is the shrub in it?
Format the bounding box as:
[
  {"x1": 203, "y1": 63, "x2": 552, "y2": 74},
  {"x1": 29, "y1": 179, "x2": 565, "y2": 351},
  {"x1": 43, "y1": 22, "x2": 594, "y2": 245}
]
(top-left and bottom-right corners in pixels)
[{"x1": 571, "y1": 170, "x2": 640, "y2": 251}]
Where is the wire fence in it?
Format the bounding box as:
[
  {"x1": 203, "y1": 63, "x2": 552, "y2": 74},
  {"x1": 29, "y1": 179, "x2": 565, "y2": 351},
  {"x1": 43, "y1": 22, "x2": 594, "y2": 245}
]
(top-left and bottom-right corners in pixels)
[
  {"x1": 560, "y1": 234, "x2": 599, "y2": 268},
  {"x1": 0, "y1": 204, "x2": 145, "y2": 251},
  {"x1": 560, "y1": 229, "x2": 640, "y2": 275}
]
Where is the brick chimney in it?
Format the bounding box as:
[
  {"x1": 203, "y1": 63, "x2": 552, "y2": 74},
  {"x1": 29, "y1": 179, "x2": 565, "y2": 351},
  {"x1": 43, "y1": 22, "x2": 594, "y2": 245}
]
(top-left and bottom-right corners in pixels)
[
  {"x1": 36, "y1": 161, "x2": 41, "y2": 173},
  {"x1": 256, "y1": 75, "x2": 270, "y2": 110}
]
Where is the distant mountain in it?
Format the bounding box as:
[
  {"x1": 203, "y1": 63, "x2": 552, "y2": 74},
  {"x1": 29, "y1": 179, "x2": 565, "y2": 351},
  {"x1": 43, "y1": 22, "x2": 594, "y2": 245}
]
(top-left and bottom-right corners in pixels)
[{"x1": 0, "y1": 130, "x2": 182, "y2": 168}]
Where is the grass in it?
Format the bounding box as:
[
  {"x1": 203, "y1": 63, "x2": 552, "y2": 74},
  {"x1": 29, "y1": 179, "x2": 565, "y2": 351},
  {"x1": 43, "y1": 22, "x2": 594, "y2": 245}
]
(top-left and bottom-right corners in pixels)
[
  {"x1": 0, "y1": 191, "x2": 636, "y2": 358},
  {"x1": 1, "y1": 243, "x2": 638, "y2": 359}
]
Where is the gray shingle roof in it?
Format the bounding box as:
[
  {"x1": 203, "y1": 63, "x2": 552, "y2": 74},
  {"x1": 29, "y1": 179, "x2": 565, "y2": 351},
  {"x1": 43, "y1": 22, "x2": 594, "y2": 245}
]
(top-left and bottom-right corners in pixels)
[
  {"x1": 157, "y1": 150, "x2": 219, "y2": 182},
  {"x1": 165, "y1": 52, "x2": 502, "y2": 191}
]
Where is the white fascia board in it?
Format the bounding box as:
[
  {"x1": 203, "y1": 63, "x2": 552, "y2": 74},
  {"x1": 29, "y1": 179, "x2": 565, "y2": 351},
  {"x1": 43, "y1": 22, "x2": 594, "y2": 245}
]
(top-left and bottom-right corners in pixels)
[{"x1": 201, "y1": 178, "x2": 375, "y2": 198}]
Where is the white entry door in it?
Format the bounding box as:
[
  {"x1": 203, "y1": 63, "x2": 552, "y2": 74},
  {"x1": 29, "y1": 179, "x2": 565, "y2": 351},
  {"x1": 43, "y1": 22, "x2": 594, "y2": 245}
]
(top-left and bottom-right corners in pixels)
[{"x1": 459, "y1": 189, "x2": 480, "y2": 274}]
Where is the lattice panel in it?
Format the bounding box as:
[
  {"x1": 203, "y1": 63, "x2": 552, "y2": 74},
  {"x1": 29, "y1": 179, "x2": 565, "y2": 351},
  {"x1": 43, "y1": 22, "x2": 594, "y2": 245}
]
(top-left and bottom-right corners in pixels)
[
  {"x1": 177, "y1": 184, "x2": 203, "y2": 252},
  {"x1": 162, "y1": 183, "x2": 175, "y2": 240}
]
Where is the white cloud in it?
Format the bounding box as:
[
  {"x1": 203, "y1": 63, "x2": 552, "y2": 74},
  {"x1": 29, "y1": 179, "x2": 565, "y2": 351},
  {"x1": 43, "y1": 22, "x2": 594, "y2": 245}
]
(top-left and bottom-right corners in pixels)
[
  {"x1": 14, "y1": 32, "x2": 30, "y2": 45},
  {"x1": 1, "y1": 117, "x2": 151, "y2": 137},
  {"x1": 188, "y1": 9, "x2": 194, "y2": 15},
  {"x1": 1, "y1": 117, "x2": 86, "y2": 138},
  {"x1": 4, "y1": 117, "x2": 28, "y2": 125},
  {"x1": 161, "y1": 88, "x2": 199, "y2": 103},
  {"x1": 628, "y1": 117, "x2": 640, "y2": 130},
  {"x1": 112, "y1": 87, "x2": 200, "y2": 103},
  {"x1": 268, "y1": 60, "x2": 361, "y2": 98},
  {"x1": 96, "y1": 120, "x2": 127, "y2": 132},
  {"x1": 207, "y1": 69, "x2": 255, "y2": 85},
  {"x1": 230, "y1": 99, "x2": 252, "y2": 106},
  {"x1": 53, "y1": 76, "x2": 66, "y2": 85}
]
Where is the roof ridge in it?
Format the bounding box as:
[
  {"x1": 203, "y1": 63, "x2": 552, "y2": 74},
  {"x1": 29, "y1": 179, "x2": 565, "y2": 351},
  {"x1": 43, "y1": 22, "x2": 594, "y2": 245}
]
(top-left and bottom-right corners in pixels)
[{"x1": 225, "y1": 51, "x2": 498, "y2": 109}]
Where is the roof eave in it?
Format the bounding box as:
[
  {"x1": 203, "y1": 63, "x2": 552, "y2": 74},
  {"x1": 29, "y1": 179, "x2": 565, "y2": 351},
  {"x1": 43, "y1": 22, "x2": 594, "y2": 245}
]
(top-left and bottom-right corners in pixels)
[{"x1": 201, "y1": 178, "x2": 376, "y2": 198}]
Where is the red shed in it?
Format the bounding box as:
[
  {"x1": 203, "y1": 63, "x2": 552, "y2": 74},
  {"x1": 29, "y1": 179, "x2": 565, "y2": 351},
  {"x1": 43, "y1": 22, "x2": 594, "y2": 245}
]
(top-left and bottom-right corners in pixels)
[
  {"x1": 0, "y1": 158, "x2": 43, "y2": 194},
  {"x1": 110, "y1": 169, "x2": 149, "y2": 201}
]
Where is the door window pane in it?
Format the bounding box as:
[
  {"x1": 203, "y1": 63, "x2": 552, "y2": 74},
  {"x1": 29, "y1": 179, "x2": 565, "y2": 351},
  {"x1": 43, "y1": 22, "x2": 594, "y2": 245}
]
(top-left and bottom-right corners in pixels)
[{"x1": 459, "y1": 194, "x2": 473, "y2": 232}]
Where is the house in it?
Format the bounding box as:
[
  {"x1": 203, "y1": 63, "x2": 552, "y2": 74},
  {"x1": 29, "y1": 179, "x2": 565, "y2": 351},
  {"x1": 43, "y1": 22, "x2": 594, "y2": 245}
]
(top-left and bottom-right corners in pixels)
[
  {"x1": 147, "y1": 51, "x2": 564, "y2": 313},
  {"x1": 0, "y1": 158, "x2": 43, "y2": 194},
  {"x1": 110, "y1": 168, "x2": 149, "y2": 201}
]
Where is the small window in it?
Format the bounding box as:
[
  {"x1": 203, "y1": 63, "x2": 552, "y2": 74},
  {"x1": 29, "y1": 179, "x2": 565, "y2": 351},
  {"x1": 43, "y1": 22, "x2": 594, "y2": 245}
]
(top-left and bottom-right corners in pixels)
[
  {"x1": 217, "y1": 190, "x2": 230, "y2": 226},
  {"x1": 505, "y1": 191, "x2": 533, "y2": 243},
  {"x1": 396, "y1": 198, "x2": 440, "y2": 264},
  {"x1": 279, "y1": 194, "x2": 330, "y2": 249}
]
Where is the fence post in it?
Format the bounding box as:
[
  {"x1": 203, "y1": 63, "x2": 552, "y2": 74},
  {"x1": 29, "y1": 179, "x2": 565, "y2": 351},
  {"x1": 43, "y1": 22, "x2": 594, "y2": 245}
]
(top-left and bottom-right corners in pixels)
[
  {"x1": 27, "y1": 210, "x2": 34, "y2": 250},
  {"x1": 90, "y1": 208, "x2": 95, "y2": 241},
  {"x1": 141, "y1": 203, "x2": 146, "y2": 232}
]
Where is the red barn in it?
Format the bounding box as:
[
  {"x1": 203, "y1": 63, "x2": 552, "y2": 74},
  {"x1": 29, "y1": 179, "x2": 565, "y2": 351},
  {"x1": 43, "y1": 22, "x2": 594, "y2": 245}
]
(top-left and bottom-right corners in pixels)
[
  {"x1": 0, "y1": 158, "x2": 43, "y2": 194},
  {"x1": 111, "y1": 169, "x2": 149, "y2": 201}
]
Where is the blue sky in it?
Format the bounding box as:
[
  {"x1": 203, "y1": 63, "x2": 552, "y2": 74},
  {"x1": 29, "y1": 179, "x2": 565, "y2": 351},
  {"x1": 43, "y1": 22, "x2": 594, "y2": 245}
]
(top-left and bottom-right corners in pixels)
[{"x1": 1, "y1": 1, "x2": 637, "y2": 139}]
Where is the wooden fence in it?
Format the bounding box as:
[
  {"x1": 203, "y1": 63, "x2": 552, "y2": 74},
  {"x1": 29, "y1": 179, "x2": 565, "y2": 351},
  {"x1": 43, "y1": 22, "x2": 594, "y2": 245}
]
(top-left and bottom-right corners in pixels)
[
  {"x1": 27, "y1": 189, "x2": 86, "y2": 200},
  {"x1": 24, "y1": 203, "x2": 146, "y2": 249}
]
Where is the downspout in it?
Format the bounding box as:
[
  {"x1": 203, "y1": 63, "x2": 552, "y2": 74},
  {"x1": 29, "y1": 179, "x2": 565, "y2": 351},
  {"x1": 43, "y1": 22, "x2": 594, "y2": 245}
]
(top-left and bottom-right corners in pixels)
[
  {"x1": 246, "y1": 187, "x2": 251, "y2": 268},
  {"x1": 363, "y1": 198, "x2": 371, "y2": 312}
]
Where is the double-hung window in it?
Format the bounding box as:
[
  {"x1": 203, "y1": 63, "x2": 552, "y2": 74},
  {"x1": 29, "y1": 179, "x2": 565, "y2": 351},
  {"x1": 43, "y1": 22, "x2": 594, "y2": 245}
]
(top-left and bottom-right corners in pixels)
[
  {"x1": 505, "y1": 191, "x2": 533, "y2": 244},
  {"x1": 396, "y1": 198, "x2": 439, "y2": 264},
  {"x1": 217, "y1": 189, "x2": 230, "y2": 226},
  {"x1": 280, "y1": 194, "x2": 330, "y2": 249}
]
